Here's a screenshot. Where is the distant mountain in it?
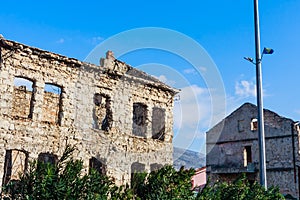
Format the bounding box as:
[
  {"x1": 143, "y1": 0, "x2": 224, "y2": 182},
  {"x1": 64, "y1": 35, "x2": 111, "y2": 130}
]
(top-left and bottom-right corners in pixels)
[{"x1": 173, "y1": 147, "x2": 205, "y2": 170}]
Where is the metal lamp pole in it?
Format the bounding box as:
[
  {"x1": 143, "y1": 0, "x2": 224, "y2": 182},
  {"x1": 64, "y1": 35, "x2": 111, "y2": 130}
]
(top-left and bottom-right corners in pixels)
[{"x1": 254, "y1": 0, "x2": 267, "y2": 189}]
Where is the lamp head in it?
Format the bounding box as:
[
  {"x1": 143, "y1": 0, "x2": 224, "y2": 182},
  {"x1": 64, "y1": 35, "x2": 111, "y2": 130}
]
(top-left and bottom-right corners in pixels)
[{"x1": 262, "y1": 47, "x2": 274, "y2": 55}]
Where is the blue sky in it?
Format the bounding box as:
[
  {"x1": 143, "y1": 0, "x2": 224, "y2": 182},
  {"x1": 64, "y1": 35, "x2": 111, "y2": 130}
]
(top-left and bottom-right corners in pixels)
[{"x1": 1, "y1": 0, "x2": 300, "y2": 153}]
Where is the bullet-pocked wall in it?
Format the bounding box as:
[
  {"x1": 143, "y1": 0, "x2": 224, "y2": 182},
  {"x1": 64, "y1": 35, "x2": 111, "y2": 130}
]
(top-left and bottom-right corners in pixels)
[{"x1": 0, "y1": 39, "x2": 178, "y2": 186}]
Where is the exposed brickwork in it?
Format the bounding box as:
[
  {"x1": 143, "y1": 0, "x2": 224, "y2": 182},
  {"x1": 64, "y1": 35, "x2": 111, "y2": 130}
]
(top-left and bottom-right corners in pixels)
[{"x1": 0, "y1": 38, "x2": 178, "y2": 186}]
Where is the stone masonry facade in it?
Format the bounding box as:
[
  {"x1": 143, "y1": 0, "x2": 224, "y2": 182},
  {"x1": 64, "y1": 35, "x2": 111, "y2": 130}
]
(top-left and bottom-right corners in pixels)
[
  {"x1": 206, "y1": 103, "x2": 300, "y2": 198},
  {"x1": 0, "y1": 38, "x2": 178, "y2": 186}
]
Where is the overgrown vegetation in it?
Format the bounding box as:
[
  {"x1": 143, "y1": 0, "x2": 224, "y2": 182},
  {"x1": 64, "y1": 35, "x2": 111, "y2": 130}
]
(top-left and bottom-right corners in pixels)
[
  {"x1": 131, "y1": 166, "x2": 195, "y2": 200},
  {"x1": 2, "y1": 145, "x2": 119, "y2": 199},
  {"x1": 196, "y1": 175, "x2": 285, "y2": 200},
  {"x1": 2, "y1": 145, "x2": 285, "y2": 199}
]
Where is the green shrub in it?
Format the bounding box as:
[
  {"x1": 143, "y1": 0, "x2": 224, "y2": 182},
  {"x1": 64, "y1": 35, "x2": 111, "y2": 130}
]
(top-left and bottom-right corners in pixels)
[
  {"x1": 2, "y1": 146, "x2": 285, "y2": 200},
  {"x1": 132, "y1": 166, "x2": 195, "y2": 200},
  {"x1": 2, "y1": 145, "x2": 119, "y2": 200},
  {"x1": 196, "y1": 174, "x2": 285, "y2": 200}
]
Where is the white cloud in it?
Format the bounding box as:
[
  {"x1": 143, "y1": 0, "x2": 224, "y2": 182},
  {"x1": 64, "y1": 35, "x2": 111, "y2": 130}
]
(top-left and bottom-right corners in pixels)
[
  {"x1": 56, "y1": 38, "x2": 65, "y2": 44},
  {"x1": 157, "y1": 75, "x2": 167, "y2": 82},
  {"x1": 199, "y1": 66, "x2": 207, "y2": 72},
  {"x1": 295, "y1": 110, "x2": 300, "y2": 115},
  {"x1": 173, "y1": 84, "x2": 212, "y2": 152},
  {"x1": 183, "y1": 67, "x2": 207, "y2": 75},
  {"x1": 156, "y1": 75, "x2": 176, "y2": 86},
  {"x1": 183, "y1": 68, "x2": 196, "y2": 74},
  {"x1": 90, "y1": 36, "x2": 104, "y2": 45},
  {"x1": 235, "y1": 80, "x2": 256, "y2": 98}
]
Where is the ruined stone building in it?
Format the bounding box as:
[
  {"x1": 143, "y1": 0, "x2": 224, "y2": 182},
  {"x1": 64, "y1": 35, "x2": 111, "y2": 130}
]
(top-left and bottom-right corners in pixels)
[
  {"x1": 0, "y1": 38, "x2": 178, "y2": 187},
  {"x1": 206, "y1": 103, "x2": 300, "y2": 198}
]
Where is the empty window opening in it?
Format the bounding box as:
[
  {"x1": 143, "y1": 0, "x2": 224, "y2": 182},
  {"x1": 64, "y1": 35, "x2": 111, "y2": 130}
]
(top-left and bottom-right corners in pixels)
[
  {"x1": 152, "y1": 107, "x2": 165, "y2": 140},
  {"x1": 130, "y1": 162, "x2": 145, "y2": 186},
  {"x1": 42, "y1": 83, "x2": 62, "y2": 124},
  {"x1": 238, "y1": 119, "x2": 245, "y2": 132},
  {"x1": 92, "y1": 93, "x2": 112, "y2": 131},
  {"x1": 38, "y1": 153, "x2": 58, "y2": 165},
  {"x1": 132, "y1": 103, "x2": 147, "y2": 137},
  {"x1": 150, "y1": 163, "x2": 163, "y2": 172},
  {"x1": 251, "y1": 118, "x2": 258, "y2": 131},
  {"x1": 243, "y1": 146, "x2": 252, "y2": 167},
  {"x1": 89, "y1": 157, "x2": 106, "y2": 175},
  {"x1": 12, "y1": 77, "x2": 35, "y2": 119},
  {"x1": 3, "y1": 150, "x2": 28, "y2": 185}
]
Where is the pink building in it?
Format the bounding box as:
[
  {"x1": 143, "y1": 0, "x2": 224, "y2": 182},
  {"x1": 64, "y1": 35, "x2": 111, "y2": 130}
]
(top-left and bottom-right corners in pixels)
[{"x1": 191, "y1": 167, "x2": 206, "y2": 189}]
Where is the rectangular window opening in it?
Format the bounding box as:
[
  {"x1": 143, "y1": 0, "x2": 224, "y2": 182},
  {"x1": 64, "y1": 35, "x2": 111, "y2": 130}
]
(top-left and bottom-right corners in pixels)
[
  {"x1": 150, "y1": 163, "x2": 163, "y2": 172},
  {"x1": 251, "y1": 118, "x2": 258, "y2": 131},
  {"x1": 132, "y1": 103, "x2": 147, "y2": 137},
  {"x1": 42, "y1": 83, "x2": 62, "y2": 125},
  {"x1": 38, "y1": 153, "x2": 58, "y2": 165},
  {"x1": 89, "y1": 157, "x2": 106, "y2": 175},
  {"x1": 92, "y1": 93, "x2": 112, "y2": 131},
  {"x1": 243, "y1": 146, "x2": 252, "y2": 167},
  {"x1": 12, "y1": 77, "x2": 35, "y2": 119},
  {"x1": 131, "y1": 162, "x2": 145, "y2": 187},
  {"x1": 238, "y1": 119, "x2": 244, "y2": 132},
  {"x1": 3, "y1": 149, "x2": 28, "y2": 185},
  {"x1": 152, "y1": 107, "x2": 165, "y2": 141}
]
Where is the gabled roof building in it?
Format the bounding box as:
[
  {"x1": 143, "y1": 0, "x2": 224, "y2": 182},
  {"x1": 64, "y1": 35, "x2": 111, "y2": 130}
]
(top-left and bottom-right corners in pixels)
[{"x1": 206, "y1": 103, "x2": 300, "y2": 198}]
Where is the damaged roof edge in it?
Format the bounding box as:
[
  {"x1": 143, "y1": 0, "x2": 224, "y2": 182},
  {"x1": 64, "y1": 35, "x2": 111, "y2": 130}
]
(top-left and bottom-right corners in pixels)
[
  {"x1": 0, "y1": 37, "x2": 179, "y2": 95},
  {"x1": 206, "y1": 102, "x2": 295, "y2": 134},
  {"x1": 123, "y1": 63, "x2": 180, "y2": 95}
]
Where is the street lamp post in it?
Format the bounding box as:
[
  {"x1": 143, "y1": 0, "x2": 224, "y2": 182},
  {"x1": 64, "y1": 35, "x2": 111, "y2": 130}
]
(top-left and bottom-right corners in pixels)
[
  {"x1": 244, "y1": 0, "x2": 274, "y2": 189},
  {"x1": 253, "y1": 0, "x2": 267, "y2": 189}
]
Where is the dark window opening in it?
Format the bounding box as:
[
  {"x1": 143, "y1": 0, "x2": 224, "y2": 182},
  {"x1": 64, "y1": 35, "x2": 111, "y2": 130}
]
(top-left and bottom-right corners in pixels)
[
  {"x1": 89, "y1": 157, "x2": 106, "y2": 175},
  {"x1": 132, "y1": 103, "x2": 147, "y2": 137},
  {"x1": 42, "y1": 83, "x2": 62, "y2": 124},
  {"x1": 2, "y1": 150, "x2": 28, "y2": 185},
  {"x1": 92, "y1": 93, "x2": 112, "y2": 131},
  {"x1": 150, "y1": 163, "x2": 163, "y2": 172},
  {"x1": 12, "y1": 77, "x2": 35, "y2": 119},
  {"x1": 251, "y1": 118, "x2": 258, "y2": 131},
  {"x1": 243, "y1": 146, "x2": 252, "y2": 167},
  {"x1": 131, "y1": 162, "x2": 145, "y2": 186},
  {"x1": 152, "y1": 107, "x2": 165, "y2": 141},
  {"x1": 38, "y1": 153, "x2": 58, "y2": 165}
]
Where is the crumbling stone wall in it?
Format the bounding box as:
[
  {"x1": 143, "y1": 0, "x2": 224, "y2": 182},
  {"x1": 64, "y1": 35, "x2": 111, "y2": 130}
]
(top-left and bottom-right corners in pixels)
[
  {"x1": 0, "y1": 39, "x2": 178, "y2": 186},
  {"x1": 206, "y1": 103, "x2": 300, "y2": 197}
]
